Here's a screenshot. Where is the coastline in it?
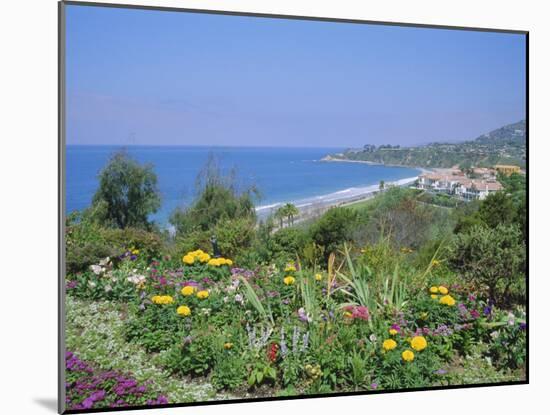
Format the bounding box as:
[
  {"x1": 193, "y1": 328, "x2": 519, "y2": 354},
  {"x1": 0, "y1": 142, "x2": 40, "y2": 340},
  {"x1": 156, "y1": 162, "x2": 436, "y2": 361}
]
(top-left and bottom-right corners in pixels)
[
  {"x1": 256, "y1": 173, "x2": 419, "y2": 224},
  {"x1": 320, "y1": 155, "x2": 434, "y2": 174}
]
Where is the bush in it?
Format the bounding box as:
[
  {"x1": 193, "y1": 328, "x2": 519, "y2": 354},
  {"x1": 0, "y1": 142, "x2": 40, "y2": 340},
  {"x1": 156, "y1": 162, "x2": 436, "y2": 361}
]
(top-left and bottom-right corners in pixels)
[
  {"x1": 125, "y1": 303, "x2": 182, "y2": 353},
  {"x1": 271, "y1": 227, "x2": 309, "y2": 261},
  {"x1": 101, "y1": 227, "x2": 163, "y2": 262},
  {"x1": 449, "y1": 224, "x2": 526, "y2": 306},
  {"x1": 213, "y1": 217, "x2": 256, "y2": 259},
  {"x1": 170, "y1": 156, "x2": 257, "y2": 235},
  {"x1": 211, "y1": 354, "x2": 247, "y2": 391},
  {"x1": 310, "y1": 207, "x2": 359, "y2": 258},
  {"x1": 163, "y1": 332, "x2": 218, "y2": 377},
  {"x1": 356, "y1": 187, "x2": 450, "y2": 249},
  {"x1": 66, "y1": 211, "x2": 111, "y2": 275}
]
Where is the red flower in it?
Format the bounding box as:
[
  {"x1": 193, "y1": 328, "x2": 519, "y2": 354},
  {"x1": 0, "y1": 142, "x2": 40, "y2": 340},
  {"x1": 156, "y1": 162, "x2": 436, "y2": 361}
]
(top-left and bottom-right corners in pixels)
[{"x1": 267, "y1": 343, "x2": 279, "y2": 362}]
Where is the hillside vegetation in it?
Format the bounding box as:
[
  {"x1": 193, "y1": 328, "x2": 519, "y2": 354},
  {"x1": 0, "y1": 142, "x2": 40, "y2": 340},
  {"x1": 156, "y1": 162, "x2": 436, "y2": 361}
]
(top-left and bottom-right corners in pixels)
[{"x1": 328, "y1": 120, "x2": 526, "y2": 169}]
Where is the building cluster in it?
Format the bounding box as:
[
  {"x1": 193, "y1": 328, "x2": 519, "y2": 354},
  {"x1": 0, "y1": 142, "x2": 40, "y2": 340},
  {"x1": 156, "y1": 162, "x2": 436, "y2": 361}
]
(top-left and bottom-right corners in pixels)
[{"x1": 417, "y1": 167, "x2": 505, "y2": 200}]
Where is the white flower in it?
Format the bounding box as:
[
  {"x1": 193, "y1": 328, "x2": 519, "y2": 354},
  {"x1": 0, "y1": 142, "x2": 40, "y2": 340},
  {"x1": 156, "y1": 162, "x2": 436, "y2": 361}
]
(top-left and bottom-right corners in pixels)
[
  {"x1": 369, "y1": 334, "x2": 377, "y2": 343},
  {"x1": 88, "y1": 280, "x2": 97, "y2": 288},
  {"x1": 104, "y1": 284, "x2": 113, "y2": 292},
  {"x1": 127, "y1": 274, "x2": 146, "y2": 285},
  {"x1": 99, "y1": 257, "x2": 111, "y2": 267},
  {"x1": 90, "y1": 265, "x2": 102, "y2": 275},
  {"x1": 235, "y1": 294, "x2": 244, "y2": 304},
  {"x1": 490, "y1": 331, "x2": 500, "y2": 339}
]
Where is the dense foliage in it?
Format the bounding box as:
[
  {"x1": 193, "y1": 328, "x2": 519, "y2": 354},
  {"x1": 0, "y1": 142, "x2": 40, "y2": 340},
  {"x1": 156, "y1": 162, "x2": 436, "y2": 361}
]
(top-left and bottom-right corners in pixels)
[
  {"x1": 90, "y1": 151, "x2": 161, "y2": 229},
  {"x1": 65, "y1": 153, "x2": 527, "y2": 409}
]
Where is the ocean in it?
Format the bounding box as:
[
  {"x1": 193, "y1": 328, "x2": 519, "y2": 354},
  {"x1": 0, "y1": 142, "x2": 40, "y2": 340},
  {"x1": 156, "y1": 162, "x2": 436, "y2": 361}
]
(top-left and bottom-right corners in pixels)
[{"x1": 66, "y1": 145, "x2": 420, "y2": 224}]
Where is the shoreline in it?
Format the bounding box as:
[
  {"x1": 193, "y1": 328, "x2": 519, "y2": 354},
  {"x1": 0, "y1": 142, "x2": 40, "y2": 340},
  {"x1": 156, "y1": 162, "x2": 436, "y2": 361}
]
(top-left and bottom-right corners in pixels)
[
  {"x1": 320, "y1": 155, "x2": 434, "y2": 174},
  {"x1": 256, "y1": 174, "x2": 419, "y2": 224}
]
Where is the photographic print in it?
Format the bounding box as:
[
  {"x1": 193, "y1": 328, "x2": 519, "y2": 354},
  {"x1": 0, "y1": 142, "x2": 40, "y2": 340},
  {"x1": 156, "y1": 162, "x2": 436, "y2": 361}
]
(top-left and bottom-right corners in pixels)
[{"x1": 60, "y1": 2, "x2": 527, "y2": 412}]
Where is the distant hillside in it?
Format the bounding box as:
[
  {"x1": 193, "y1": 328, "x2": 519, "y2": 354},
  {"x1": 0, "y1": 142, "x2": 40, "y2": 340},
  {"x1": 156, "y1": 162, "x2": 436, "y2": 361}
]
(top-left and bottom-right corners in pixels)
[
  {"x1": 326, "y1": 120, "x2": 526, "y2": 169},
  {"x1": 474, "y1": 120, "x2": 526, "y2": 145}
]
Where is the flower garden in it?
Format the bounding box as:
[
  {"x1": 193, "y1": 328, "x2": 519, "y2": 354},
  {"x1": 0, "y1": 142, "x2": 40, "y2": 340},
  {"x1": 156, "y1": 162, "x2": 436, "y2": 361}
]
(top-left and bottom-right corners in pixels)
[
  {"x1": 65, "y1": 243, "x2": 526, "y2": 411},
  {"x1": 63, "y1": 154, "x2": 527, "y2": 411}
]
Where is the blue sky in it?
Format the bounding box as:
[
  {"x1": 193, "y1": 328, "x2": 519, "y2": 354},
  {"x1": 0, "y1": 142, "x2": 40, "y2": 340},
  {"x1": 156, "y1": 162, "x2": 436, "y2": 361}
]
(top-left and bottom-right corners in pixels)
[{"x1": 66, "y1": 4, "x2": 526, "y2": 147}]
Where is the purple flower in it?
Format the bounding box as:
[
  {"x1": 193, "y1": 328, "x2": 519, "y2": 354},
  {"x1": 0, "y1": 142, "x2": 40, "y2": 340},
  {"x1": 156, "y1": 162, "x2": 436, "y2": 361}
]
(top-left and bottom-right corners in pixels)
[
  {"x1": 390, "y1": 323, "x2": 401, "y2": 332},
  {"x1": 483, "y1": 305, "x2": 492, "y2": 316},
  {"x1": 81, "y1": 397, "x2": 94, "y2": 409},
  {"x1": 470, "y1": 309, "x2": 480, "y2": 319},
  {"x1": 66, "y1": 280, "x2": 78, "y2": 289},
  {"x1": 519, "y1": 322, "x2": 527, "y2": 330},
  {"x1": 370, "y1": 383, "x2": 378, "y2": 390},
  {"x1": 297, "y1": 307, "x2": 312, "y2": 323}
]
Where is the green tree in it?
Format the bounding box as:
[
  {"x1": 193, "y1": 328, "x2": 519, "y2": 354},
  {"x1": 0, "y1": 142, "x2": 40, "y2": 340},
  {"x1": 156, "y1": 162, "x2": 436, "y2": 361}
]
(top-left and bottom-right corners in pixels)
[
  {"x1": 170, "y1": 155, "x2": 257, "y2": 235},
  {"x1": 283, "y1": 203, "x2": 299, "y2": 226},
  {"x1": 91, "y1": 151, "x2": 160, "y2": 229},
  {"x1": 477, "y1": 192, "x2": 516, "y2": 229},
  {"x1": 449, "y1": 224, "x2": 525, "y2": 305},
  {"x1": 498, "y1": 172, "x2": 526, "y2": 195},
  {"x1": 310, "y1": 207, "x2": 359, "y2": 258},
  {"x1": 274, "y1": 206, "x2": 286, "y2": 228}
]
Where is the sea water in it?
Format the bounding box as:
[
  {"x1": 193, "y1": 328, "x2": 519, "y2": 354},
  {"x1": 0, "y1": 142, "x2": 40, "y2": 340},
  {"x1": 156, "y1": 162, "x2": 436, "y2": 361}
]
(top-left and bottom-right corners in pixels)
[{"x1": 66, "y1": 145, "x2": 420, "y2": 224}]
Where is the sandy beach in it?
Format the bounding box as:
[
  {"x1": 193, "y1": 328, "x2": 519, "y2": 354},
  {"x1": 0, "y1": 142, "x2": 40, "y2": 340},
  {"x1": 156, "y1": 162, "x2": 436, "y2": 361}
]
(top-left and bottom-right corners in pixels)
[{"x1": 256, "y1": 169, "x2": 420, "y2": 225}]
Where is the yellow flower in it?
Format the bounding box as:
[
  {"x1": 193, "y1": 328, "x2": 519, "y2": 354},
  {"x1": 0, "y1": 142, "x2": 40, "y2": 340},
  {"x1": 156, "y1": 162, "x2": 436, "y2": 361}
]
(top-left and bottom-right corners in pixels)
[
  {"x1": 402, "y1": 349, "x2": 415, "y2": 362},
  {"x1": 382, "y1": 339, "x2": 397, "y2": 351},
  {"x1": 389, "y1": 328, "x2": 398, "y2": 336},
  {"x1": 420, "y1": 312, "x2": 429, "y2": 320},
  {"x1": 188, "y1": 249, "x2": 205, "y2": 258},
  {"x1": 196, "y1": 290, "x2": 209, "y2": 300},
  {"x1": 131, "y1": 249, "x2": 139, "y2": 255},
  {"x1": 176, "y1": 305, "x2": 191, "y2": 316},
  {"x1": 431, "y1": 294, "x2": 438, "y2": 299},
  {"x1": 285, "y1": 264, "x2": 296, "y2": 272},
  {"x1": 315, "y1": 273, "x2": 323, "y2": 281},
  {"x1": 153, "y1": 295, "x2": 174, "y2": 305},
  {"x1": 182, "y1": 254, "x2": 195, "y2": 265},
  {"x1": 439, "y1": 294, "x2": 456, "y2": 306},
  {"x1": 224, "y1": 259, "x2": 233, "y2": 266},
  {"x1": 438, "y1": 286, "x2": 449, "y2": 295},
  {"x1": 411, "y1": 336, "x2": 428, "y2": 351},
  {"x1": 429, "y1": 286, "x2": 439, "y2": 294},
  {"x1": 343, "y1": 311, "x2": 353, "y2": 318},
  {"x1": 198, "y1": 252, "x2": 211, "y2": 263},
  {"x1": 223, "y1": 342, "x2": 233, "y2": 350},
  {"x1": 181, "y1": 286, "x2": 195, "y2": 296},
  {"x1": 283, "y1": 276, "x2": 295, "y2": 285},
  {"x1": 431, "y1": 259, "x2": 440, "y2": 267},
  {"x1": 208, "y1": 258, "x2": 221, "y2": 266}
]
